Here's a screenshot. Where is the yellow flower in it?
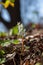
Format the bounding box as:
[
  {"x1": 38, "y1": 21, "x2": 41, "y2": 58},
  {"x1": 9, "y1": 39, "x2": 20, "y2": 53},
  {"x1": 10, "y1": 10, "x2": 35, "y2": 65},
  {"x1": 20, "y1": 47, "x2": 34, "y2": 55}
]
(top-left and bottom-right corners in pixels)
[
  {"x1": 4, "y1": 0, "x2": 10, "y2": 8},
  {"x1": 0, "y1": 0, "x2": 14, "y2": 8}
]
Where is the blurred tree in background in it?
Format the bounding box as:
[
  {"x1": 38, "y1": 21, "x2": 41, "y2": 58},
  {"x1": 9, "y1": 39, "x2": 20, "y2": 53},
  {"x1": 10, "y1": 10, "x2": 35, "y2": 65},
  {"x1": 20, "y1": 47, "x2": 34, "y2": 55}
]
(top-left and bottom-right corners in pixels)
[{"x1": 0, "y1": 0, "x2": 20, "y2": 32}]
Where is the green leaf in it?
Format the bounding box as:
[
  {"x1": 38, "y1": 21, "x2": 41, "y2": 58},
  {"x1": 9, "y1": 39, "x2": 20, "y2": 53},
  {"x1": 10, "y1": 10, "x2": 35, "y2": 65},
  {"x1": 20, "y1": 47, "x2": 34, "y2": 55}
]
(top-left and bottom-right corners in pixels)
[
  {"x1": 25, "y1": 46, "x2": 30, "y2": 50},
  {"x1": 35, "y1": 62, "x2": 42, "y2": 65},
  {"x1": 12, "y1": 25, "x2": 18, "y2": 35},
  {"x1": 0, "y1": 58, "x2": 5, "y2": 64},
  {"x1": 0, "y1": 50, "x2": 5, "y2": 56},
  {"x1": 32, "y1": 23, "x2": 35, "y2": 28},
  {"x1": 11, "y1": 0, "x2": 15, "y2": 3},
  {"x1": 0, "y1": 40, "x2": 10, "y2": 46},
  {"x1": 12, "y1": 39, "x2": 19, "y2": 44},
  {"x1": 0, "y1": 32, "x2": 6, "y2": 37}
]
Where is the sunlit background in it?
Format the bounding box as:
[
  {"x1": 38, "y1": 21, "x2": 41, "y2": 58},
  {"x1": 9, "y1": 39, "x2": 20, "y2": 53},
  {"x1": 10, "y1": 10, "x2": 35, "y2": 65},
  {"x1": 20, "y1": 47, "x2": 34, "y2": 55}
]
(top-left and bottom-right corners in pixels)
[
  {"x1": 0, "y1": 0, "x2": 43, "y2": 32},
  {"x1": 20, "y1": 0, "x2": 43, "y2": 25}
]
